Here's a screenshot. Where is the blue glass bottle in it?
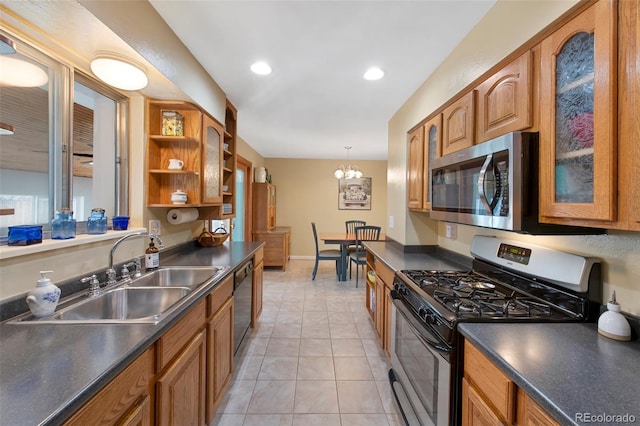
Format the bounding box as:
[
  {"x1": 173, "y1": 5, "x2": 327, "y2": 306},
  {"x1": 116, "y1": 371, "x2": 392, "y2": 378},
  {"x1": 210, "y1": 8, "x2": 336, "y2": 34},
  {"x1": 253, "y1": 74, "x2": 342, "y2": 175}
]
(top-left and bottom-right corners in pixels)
[
  {"x1": 52, "y1": 209, "x2": 76, "y2": 239},
  {"x1": 87, "y1": 208, "x2": 107, "y2": 234}
]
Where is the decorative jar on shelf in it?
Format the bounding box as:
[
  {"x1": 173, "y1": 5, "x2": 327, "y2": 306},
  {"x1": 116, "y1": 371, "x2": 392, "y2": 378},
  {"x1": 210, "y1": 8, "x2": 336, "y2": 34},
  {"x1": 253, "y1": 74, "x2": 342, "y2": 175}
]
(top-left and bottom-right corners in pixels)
[
  {"x1": 51, "y1": 208, "x2": 76, "y2": 239},
  {"x1": 87, "y1": 208, "x2": 107, "y2": 234},
  {"x1": 162, "y1": 110, "x2": 184, "y2": 136}
]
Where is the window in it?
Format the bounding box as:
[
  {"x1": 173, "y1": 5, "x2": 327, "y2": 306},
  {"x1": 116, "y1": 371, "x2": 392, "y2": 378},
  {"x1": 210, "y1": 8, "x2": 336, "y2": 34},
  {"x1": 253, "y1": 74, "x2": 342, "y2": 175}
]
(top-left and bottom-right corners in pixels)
[{"x1": 0, "y1": 31, "x2": 129, "y2": 239}]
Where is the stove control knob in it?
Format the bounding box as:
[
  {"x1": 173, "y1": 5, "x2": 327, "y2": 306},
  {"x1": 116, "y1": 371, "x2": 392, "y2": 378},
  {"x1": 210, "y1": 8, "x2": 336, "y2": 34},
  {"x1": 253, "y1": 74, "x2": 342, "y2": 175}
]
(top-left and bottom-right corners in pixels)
[{"x1": 395, "y1": 283, "x2": 409, "y2": 296}]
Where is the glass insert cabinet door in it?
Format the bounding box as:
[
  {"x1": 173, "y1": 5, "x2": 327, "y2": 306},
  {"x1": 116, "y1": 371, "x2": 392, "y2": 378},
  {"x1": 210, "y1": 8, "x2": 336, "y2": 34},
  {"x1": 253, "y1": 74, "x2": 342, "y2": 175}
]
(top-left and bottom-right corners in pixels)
[
  {"x1": 539, "y1": 0, "x2": 616, "y2": 222},
  {"x1": 201, "y1": 114, "x2": 223, "y2": 204}
]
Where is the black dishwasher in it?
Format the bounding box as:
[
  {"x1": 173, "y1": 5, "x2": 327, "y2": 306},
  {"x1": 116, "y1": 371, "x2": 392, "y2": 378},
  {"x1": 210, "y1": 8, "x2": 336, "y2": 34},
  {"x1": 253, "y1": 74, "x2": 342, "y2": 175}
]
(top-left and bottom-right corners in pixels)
[{"x1": 233, "y1": 259, "x2": 253, "y2": 355}]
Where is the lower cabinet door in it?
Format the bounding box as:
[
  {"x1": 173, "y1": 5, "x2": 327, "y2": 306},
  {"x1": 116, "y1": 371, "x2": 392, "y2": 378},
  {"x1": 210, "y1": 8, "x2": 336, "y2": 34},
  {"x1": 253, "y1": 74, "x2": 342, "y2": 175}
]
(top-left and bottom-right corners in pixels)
[
  {"x1": 156, "y1": 331, "x2": 206, "y2": 426},
  {"x1": 118, "y1": 395, "x2": 151, "y2": 426},
  {"x1": 206, "y1": 297, "x2": 234, "y2": 423},
  {"x1": 462, "y1": 378, "x2": 505, "y2": 426}
]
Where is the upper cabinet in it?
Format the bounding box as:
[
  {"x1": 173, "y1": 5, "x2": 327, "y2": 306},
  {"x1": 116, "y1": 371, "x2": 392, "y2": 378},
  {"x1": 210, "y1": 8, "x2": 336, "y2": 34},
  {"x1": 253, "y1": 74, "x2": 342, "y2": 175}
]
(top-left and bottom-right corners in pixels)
[
  {"x1": 476, "y1": 51, "x2": 533, "y2": 143},
  {"x1": 146, "y1": 99, "x2": 236, "y2": 218},
  {"x1": 407, "y1": 125, "x2": 425, "y2": 211},
  {"x1": 539, "y1": 0, "x2": 617, "y2": 222},
  {"x1": 408, "y1": 114, "x2": 441, "y2": 211},
  {"x1": 442, "y1": 91, "x2": 475, "y2": 156}
]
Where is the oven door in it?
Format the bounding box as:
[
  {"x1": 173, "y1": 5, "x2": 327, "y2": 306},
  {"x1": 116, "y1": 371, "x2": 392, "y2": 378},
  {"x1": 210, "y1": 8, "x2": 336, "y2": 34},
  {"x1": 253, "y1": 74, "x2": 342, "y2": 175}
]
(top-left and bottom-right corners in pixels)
[{"x1": 389, "y1": 291, "x2": 452, "y2": 426}]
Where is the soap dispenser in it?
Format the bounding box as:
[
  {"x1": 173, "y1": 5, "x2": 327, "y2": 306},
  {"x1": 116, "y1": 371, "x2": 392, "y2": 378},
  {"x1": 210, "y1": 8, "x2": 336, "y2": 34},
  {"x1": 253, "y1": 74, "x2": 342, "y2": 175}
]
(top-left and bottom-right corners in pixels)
[
  {"x1": 26, "y1": 271, "x2": 61, "y2": 318},
  {"x1": 598, "y1": 291, "x2": 631, "y2": 341}
]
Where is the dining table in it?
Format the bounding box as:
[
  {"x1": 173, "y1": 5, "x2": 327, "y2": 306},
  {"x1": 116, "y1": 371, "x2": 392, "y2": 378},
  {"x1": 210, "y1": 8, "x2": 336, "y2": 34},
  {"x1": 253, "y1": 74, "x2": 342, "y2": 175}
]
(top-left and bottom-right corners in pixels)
[{"x1": 319, "y1": 232, "x2": 385, "y2": 281}]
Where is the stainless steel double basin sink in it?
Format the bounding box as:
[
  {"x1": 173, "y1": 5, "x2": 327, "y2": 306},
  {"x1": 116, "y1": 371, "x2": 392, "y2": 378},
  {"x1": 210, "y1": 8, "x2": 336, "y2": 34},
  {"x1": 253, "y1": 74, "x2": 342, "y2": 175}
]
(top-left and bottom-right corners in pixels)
[{"x1": 13, "y1": 266, "x2": 228, "y2": 324}]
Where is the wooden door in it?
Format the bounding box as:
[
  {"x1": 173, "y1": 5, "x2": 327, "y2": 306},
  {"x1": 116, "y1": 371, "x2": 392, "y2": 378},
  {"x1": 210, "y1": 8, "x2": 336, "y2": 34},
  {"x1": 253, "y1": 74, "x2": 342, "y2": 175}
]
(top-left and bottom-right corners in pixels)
[
  {"x1": 461, "y1": 378, "x2": 505, "y2": 426},
  {"x1": 476, "y1": 50, "x2": 533, "y2": 143},
  {"x1": 156, "y1": 331, "x2": 206, "y2": 426},
  {"x1": 442, "y1": 91, "x2": 475, "y2": 156},
  {"x1": 424, "y1": 114, "x2": 442, "y2": 210},
  {"x1": 539, "y1": 0, "x2": 616, "y2": 222},
  {"x1": 517, "y1": 388, "x2": 560, "y2": 426},
  {"x1": 407, "y1": 125, "x2": 426, "y2": 210},
  {"x1": 206, "y1": 297, "x2": 233, "y2": 422},
  {"x1": 118, "y1": 396, "x2": 151, "y2": 426},
  {"x1": 201, "y1": 114, "x2": 224, "y2": 205}
]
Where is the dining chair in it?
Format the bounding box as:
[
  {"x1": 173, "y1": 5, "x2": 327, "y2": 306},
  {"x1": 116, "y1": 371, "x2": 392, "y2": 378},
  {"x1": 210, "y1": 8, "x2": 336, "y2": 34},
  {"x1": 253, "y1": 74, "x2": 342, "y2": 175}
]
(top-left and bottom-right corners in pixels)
[
  {"x1": 311, "y1": 222, "x2": 343, "y2": 281},
  {"x1": 348, "y1": 225, "x2": 381, "y2": 287},
  {"x1": 345, "y1": 220, "x2": 366, "y2": 253}
]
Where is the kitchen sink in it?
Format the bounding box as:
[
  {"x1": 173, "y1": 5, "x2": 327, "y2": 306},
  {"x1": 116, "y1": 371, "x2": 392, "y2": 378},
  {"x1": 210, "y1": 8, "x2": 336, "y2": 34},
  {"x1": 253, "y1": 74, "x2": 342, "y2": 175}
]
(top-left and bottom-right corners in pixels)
[
  {"x1": 11, "y1": 266, "x2": 229, "y2": 324},
  {"x1": 126, "y1": 266, "x2": 226, "y2": 290},
  {"x1": 52, "y1": 286, "x2": 191, "y2": 322}
]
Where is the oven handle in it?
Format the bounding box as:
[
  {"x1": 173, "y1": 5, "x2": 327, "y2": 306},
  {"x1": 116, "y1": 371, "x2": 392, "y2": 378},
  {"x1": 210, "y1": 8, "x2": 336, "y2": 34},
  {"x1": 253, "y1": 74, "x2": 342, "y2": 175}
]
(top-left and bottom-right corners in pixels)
[{"x1": 391, "y1": 291, "x2": 451, "y2": 355}]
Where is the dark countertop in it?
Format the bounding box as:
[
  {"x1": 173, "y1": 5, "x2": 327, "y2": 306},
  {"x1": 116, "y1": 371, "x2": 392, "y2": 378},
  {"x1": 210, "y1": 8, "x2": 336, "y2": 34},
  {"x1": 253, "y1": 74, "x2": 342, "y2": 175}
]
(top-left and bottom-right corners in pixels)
[
  {"x1": 363, "y1": 241, "x2": 472, "y2": 272},
  {"x1": 0, "y1": 241, "x2": 263, "y2": 426},
  {"x1": 459, "y1": 323, "x2": 640, "y2": 425}
]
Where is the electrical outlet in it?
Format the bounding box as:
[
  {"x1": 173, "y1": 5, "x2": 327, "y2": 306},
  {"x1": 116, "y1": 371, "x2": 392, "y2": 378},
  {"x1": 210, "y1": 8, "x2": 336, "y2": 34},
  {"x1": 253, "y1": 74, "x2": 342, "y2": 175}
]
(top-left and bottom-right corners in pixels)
[
  {"x1": 388, "y1": 215, "x2": 394, "y2": 229},
  {"x1": 149, "y1": 219, "x2": 161, "y2": 236},
  {"x1": 445, "y1": 223, "x2": 457, "y2": 239}
]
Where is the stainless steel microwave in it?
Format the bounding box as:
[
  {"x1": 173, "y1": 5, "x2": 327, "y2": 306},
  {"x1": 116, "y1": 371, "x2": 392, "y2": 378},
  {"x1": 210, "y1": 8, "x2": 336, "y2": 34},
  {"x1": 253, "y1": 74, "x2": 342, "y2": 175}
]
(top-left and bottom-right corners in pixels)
[{"x1": 429, "y1": 132, "x2": 602, "y2": 234}]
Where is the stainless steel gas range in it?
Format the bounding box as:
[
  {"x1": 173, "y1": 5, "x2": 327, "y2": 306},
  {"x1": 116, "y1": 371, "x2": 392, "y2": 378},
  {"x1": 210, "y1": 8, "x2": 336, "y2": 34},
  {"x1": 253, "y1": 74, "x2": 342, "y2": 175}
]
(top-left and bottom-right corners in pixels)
[{"x1": 388, "y1": 235, "x2": 602, "y2": 426}]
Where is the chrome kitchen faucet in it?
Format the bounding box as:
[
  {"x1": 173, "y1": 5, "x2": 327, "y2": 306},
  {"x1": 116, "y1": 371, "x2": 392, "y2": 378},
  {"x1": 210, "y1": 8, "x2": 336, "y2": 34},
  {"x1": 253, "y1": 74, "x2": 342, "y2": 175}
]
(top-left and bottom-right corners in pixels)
[{"x1": 106, "y1": 231, "x2": 164, "y2": 287}]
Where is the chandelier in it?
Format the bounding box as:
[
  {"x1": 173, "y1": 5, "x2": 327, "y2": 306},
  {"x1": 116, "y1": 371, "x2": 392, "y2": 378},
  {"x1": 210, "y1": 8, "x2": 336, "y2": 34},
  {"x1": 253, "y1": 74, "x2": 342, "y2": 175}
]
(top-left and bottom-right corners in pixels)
[{"x1": 334, "y1": 146, "x2": 363, "y2": 179}]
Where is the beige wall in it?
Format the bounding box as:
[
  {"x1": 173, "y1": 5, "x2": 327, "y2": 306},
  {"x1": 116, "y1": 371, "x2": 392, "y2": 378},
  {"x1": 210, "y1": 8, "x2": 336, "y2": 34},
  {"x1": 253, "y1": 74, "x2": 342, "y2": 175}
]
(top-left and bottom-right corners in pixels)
[
  {"x1": 263, "y1": 159, "x2": 387, "y2": 257},
  {"x1": 389, "y1": 0, "x2": 640, "y2": 315}
]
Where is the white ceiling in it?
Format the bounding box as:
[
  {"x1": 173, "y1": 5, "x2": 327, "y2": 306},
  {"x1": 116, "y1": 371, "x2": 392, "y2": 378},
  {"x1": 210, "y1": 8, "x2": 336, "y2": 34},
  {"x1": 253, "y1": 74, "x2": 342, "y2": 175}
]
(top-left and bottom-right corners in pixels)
[
  {"x1": 149, "y1": 1, "x2": 497, "y2": 160},
  {"x1": 2, "y1": 0, "x2": 497, "y2": 161}
]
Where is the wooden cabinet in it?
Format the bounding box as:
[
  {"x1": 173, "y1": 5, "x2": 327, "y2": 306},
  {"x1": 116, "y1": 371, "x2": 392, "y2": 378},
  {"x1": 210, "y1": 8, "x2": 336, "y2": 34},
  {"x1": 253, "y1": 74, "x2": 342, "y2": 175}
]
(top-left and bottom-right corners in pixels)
[
  {"x1": 155, "y1": 299, "x2": 206, "y2": 426},
  {"x1": 201, "y1": 114, "x2": 223, "y2": 205},
  {"x1": 364, "y1": 250, "x2": 394, "y2": 358},
  {"x1": 442, "y1": 91, "x2": 475, "y2": 156},
  {"x1": 517, "y1": 388, "x2": 561, "y2": 426},
  {"x1": 252, "y1": 183, "x2": 276, "y2": 231},
  {"x1": 539, "y1": 0, "x2": 617, "y2": 223},
  {"x1": 146, "y1": 99, "x2": 236, "y2": 218},
  {"x1": 408, "y1": 114, "x2": 441, "y2": 211},
  {"x1": 146, "y1": 101, "x2": 203, "y2": 207},
  {"x1": 621, "y1": 0, "x2": 640, "y2": 231},
  {"x1": 252, "y1": 248, "x2": 264, "y2": 326},
  {"x1": 253, "y1": 227, "x2": 290, "y2": 271},
  {"x1": 476, "y1": 50, "x2": 533, "y2": 143},
  {"x1": 156, "y1": 330, "x2": 206, "y2": 426},
  {"x1": 222, "y1": 100, "x2": 237, "y2": 218},
  {"x1": 463, "y1": 340, "x2": 560, "y2": 426},
  {"x1": 205, "y1": 275, "x2": 234, "y2": 423},
  {"x1": 63, "y1": 349, "x2": 153, "y2": 426},
  {"x1": 407, "y1": 125, "x2": 426, "y2": 211}
]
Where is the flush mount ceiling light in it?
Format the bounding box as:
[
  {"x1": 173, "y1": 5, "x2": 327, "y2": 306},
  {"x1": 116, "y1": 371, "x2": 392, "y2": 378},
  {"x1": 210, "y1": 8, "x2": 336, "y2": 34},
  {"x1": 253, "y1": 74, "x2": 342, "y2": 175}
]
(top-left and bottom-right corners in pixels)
[
  {"x1": 0, "y1": 34, "x2": 48, "y2": 88},
  {"x1": 363, "y1": 67, "x2": 384, "y2": 81},
  {"x1": 90, "y1": 53, "x2": 148, "y2": 91},
  {"x1": 0, "y1": 122, "x2": 15, "y2": 135},
  {"x1": 250, "y1": 61, "x2": 272, "y2": 75},
  {"x1": 334, "y1": 146, "x2": 363, "y2": 179}
]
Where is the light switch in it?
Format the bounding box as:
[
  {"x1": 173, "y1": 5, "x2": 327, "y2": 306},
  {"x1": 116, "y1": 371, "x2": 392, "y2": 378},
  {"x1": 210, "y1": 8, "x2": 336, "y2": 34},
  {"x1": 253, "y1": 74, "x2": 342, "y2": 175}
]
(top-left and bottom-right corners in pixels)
[{"x1": 388, "y1": 215, "x2": 394, "y2": 229}]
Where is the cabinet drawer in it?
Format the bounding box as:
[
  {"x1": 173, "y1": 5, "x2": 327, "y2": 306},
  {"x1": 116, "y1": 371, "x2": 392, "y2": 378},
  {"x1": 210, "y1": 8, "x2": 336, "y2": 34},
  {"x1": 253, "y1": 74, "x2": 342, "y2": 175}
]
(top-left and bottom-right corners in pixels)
[
  {"x1": 156, "y1": 299, "x2": 206, "y2": 372},
  {"x1": 374, "y1": 259, "x2": 394, "y2": 289},
  {"x1": 464, "y1": 340, "x2": 515, "y2": 424},
  {"x1": 208, "y1": 275, "x2": 233, "y2": 317},
  {"x1": 254, "y1": 247, "x2": 264, "y2": 265},
  {"x1": 64, "y1": 348, "x2": 153, "y2": 426}
]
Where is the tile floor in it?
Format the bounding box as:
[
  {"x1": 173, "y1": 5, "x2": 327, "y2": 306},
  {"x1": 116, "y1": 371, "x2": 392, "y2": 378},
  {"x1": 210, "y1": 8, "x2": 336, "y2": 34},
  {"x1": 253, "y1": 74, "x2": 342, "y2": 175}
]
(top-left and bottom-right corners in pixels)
[{"x1": 212, "y1": 259, "x2": 403, "y2": 426}]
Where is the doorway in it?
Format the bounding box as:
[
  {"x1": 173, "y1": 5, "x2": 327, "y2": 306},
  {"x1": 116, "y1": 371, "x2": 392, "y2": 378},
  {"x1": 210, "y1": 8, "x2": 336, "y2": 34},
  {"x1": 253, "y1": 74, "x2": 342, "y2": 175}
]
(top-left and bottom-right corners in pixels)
[{"x1": 232, "y1": 155, "x2": 252, "y2": 241}]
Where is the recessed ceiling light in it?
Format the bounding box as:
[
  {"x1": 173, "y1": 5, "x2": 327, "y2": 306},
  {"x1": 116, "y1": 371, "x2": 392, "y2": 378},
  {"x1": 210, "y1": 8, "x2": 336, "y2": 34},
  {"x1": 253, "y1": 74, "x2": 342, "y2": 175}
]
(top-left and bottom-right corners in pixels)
[
  {"x1": 251, "y1": 61, "x2": 272, "y2": 75},
  {"x1": 90, "y1": 53, "x2": 148, "y2": 91},
  {"x1": 0, "y1": 56, "x2": 49, "y2": 87},
  {"x1": 363, "y1": 67, "x2": 385, "y2": 81}
]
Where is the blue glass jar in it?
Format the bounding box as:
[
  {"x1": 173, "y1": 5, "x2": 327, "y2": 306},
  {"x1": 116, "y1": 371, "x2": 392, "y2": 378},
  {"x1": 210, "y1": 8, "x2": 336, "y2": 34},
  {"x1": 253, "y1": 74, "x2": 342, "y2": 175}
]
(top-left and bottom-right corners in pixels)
[
  {"x1": 8, "y1": 225, "x2": 43, "y2": 246},
  {"x1": 87, "y1": 208, "x2": 107, "y2": 234},
  {"x1": 52, "y1": 209, "x2": 76, "y2": 239}
]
